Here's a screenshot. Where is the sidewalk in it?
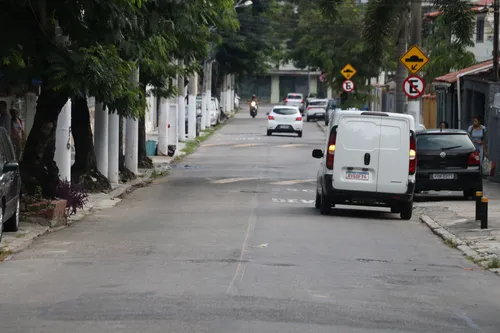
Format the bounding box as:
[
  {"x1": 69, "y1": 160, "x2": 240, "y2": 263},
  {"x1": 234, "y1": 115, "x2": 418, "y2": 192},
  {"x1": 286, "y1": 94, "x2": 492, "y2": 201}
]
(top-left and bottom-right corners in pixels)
[
  {"x1": 416, "y1": 181, "x2": 500, "y2": 273},
  {"x1": 315, "y1": 119, "x2": 500, "y2": 272}
]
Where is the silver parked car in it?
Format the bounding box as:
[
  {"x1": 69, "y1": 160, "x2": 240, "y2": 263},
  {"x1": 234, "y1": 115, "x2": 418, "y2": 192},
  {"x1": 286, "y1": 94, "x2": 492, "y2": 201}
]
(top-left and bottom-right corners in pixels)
[{"x1": 284, "y1": 93, "x2": 304, "y2": 113}]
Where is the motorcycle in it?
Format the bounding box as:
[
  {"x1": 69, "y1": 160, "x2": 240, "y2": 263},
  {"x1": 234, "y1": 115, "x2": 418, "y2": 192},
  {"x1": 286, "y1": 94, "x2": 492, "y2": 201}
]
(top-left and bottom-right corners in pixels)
[{"x1": 249, "y1": 101, "x2": 258, "y2": 118}]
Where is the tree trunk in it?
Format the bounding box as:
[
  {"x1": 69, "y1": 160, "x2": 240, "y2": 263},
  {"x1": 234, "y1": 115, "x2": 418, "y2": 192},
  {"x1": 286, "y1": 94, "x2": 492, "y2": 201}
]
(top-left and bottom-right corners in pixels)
[
  {"x1": 394, "y1": 22, "x2": 407, "y2": 114},
  {"x1": 20, "y1": 85, "x2": 68, "y2": 197},
  {"x1": 138, "y1": 115, "x2": 153, "y2": 168},
  {"x1": 70, "y1": 97, "x2": 111, "y2": 193},
  {"x1": 118, "y1": 115, "x2": 136, "y2": 182}
]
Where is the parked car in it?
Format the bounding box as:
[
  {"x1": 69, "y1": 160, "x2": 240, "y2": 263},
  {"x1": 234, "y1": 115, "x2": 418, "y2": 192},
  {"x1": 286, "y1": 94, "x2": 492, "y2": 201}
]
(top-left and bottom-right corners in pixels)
[
  {"x1": 210, "y1": 97, "x2": 221, "y2": 126},
  {"x1": 324, "y1": 99, "x2": 337, "y2": 126},
  {"x1": 415, "y1": 129, "x2": 482, "y2": 199},
  {"x1": 0, "y1": 127, "x2": 22, "y2": 242},
  {"x1": 312, "y1": 111, "x2": 416, "y2": 219},
  {"x1": 306, "y1": 98, "x2": 328, "y2": 122},
  {"x1": 284, "y1": 93, "x2": 304, "y2": 113},
  {"x1": 267, "y1": 106, "x2": 303, "y2": 137}
]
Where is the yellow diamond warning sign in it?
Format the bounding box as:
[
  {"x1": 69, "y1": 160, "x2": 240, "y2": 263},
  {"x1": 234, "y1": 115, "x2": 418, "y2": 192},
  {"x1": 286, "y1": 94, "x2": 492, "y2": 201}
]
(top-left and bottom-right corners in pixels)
[
  {"x1": 400, "y1": 45, "x2": 429, "y2": 74},
  {"x1": 340, "y1": 64, "x2": 357, "y2": 80}
]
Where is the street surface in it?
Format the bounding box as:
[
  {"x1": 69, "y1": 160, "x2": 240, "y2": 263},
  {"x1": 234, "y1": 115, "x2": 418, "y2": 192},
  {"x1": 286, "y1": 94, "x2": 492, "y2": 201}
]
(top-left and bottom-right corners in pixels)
[{"x1": 1, "y1": 105, "x2": 500, "y2": 332}]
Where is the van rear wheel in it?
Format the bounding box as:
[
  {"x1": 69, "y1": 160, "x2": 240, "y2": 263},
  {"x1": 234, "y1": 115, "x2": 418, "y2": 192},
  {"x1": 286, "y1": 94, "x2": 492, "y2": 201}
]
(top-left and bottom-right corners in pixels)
[
  {"x1": 400, "y1": 201, "x2": 413, "y2": 220},
  {"x1": 319, "y1": 193, "x2": 332, "y2": 215}
]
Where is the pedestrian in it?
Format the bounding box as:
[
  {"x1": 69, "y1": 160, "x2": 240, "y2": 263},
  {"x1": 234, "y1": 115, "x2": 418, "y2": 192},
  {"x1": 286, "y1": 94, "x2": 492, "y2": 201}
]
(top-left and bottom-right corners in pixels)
[
  {"x1": 439, "y1": 121, "x2": 448, "y2": 129},
  {"x1": 0, "y1": 101, "x2": 11, "y2": 136},
  {"x1": 10, "y1": 108, "x2": 24, "y2": 160},
  {"x1": 467, "y1": 115, "x2": 487, "y2": 163}
]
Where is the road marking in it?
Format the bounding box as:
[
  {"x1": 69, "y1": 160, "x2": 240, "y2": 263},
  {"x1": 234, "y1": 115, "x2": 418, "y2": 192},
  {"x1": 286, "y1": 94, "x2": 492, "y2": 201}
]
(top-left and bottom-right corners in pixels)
[
  {"x1": 276, "y1": 144, "x2": 308, "y2": 148},
  {"x1": 272, "y1": 198, "x2": 315, "y2": 204},
  {"x1": 200, "y1": 143, "x2": 220, "y2": 147},
  {"x1": 232, "y1": 143, "x2": 262, "y2": 148},
  {"x1": 210, "y1": 177, "x2": 259, "y2": 184},
  {"x1": 286, "y1": 188, "x2": 315, "y2": 193},
  {"x1": 269, "y1": 179, "x2": 315, "y2": 185}
]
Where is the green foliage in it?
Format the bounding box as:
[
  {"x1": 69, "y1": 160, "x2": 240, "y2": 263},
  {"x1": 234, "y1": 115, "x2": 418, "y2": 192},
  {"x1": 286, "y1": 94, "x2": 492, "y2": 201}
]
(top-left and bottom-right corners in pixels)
[{"x1": 422, "y1": 15, "x2": 476, "y2": 92}]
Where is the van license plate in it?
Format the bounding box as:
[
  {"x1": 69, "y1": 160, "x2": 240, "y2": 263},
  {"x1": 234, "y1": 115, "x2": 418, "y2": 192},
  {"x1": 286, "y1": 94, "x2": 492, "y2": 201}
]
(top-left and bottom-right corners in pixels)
[
  {"x1": 346, "y1": 171, "x2": 369, "y2": 180},
  {"x1": 431, "y1": 173, "x2": 455, "y2": 180}
]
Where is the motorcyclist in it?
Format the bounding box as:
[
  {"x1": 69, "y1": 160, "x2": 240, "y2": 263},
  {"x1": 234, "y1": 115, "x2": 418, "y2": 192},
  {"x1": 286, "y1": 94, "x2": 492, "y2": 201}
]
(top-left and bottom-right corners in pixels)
[{"x1": 249, "y1": 94, "x2": 259, "y2": 108}]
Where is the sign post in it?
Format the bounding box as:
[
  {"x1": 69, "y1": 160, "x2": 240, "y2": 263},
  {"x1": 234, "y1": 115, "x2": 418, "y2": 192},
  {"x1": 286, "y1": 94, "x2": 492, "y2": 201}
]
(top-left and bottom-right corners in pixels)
[
  {"x1": 403, "y1": 76, "x2": 425, "y2": 99},
  {"x1": 342, "y1": 80, "x2": 355, "y2": 93},
  {"x1": 340, "y1": 64, "x2": 357, "y2": 80},
  {"x1": 400, "y1": 45, "x2": 429, "y2": 74}
]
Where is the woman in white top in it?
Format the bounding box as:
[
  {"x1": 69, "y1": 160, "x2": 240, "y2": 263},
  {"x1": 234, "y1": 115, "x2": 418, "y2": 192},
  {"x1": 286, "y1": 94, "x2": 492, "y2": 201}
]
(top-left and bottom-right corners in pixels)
[{"x1": 467, "y1": 115, "x2": 487, "y2": 163}]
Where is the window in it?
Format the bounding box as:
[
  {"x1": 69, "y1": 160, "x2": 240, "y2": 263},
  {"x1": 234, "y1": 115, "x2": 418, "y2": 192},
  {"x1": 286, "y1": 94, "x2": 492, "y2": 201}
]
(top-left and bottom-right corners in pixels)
[
  {"x1": 287, "y1": 94, "x2": 303, "y2": 99},
  {"x1": 309, "y1": 100, "x2": 328, "y2": 106},
  {"x1": 273, "y1": 108, "x2": 299, "y2": 115},
  {"x1": 416, "y1": 133, "x2": 475, "y2": 151},
  {"x1": 476, "y1": 17, "x2": 484, "y2": 43}
]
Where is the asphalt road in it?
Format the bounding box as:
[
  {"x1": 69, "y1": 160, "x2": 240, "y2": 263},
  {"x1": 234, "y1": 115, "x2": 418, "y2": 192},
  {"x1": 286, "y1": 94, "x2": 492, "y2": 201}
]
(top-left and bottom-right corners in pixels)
[{"x1": 1, "y1": 105, "x2": 500, "y2": 332}]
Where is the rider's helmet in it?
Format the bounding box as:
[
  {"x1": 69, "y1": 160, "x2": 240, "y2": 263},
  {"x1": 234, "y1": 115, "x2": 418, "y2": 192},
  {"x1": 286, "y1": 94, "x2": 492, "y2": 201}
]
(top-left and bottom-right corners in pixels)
[{"x1": 252, "y1": 94, "x2": 256, "y2": 99}]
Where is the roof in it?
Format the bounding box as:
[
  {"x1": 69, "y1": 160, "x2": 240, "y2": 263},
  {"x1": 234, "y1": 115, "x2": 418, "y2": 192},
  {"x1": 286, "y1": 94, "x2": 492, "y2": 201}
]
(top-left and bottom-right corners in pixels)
[
  {"x1": 424, "y1": 1, "x2": 490, "y2": 19},
  {"x1": 433, "y1": 60, "x2": 494, "y2": 84},
  {"x1": 417, "y1": 129, "x2": 468, "y2": 135}
]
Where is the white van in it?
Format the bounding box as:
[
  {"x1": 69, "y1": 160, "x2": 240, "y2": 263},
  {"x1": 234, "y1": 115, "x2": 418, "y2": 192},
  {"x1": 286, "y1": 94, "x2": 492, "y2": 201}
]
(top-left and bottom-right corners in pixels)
[{"x1": 312, "y1": 111, "x2": 416, "y2": 220}]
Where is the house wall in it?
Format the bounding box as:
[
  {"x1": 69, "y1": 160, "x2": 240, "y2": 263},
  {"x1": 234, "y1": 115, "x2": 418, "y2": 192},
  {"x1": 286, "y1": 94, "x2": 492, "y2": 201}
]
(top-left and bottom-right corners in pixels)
[{"x1": 468, "y1": 12, "x2": 492, "y2": 62}]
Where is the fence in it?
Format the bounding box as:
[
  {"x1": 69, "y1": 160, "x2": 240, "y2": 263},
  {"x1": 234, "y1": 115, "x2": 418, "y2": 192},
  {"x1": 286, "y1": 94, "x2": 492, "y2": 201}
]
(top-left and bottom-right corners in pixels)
[{"x1": 422, "y1": 94, "x2": 437, "y2": 129}]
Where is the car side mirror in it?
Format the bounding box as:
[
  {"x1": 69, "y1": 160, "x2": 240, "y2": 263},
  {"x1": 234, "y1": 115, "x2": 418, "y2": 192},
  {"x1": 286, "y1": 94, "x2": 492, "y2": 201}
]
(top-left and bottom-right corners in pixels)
[
  {"x1": 3, "y1": 161, "x2": 18, "y2": 173},
  {"x1": 266, "y1": 112, "x2": 269, "y2": 115},
  {"x1": 312, "y1": 149, "x2": 323, "y2": 159}
]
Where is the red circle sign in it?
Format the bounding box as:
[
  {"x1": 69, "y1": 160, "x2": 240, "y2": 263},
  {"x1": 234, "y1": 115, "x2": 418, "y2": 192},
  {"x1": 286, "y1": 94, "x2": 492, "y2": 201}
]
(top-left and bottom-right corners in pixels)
[
  {"x1": 342, "y1": 80, "x2": 354, "y2": 92},
  {"x1": 402, "y1": 76, "x2": 425, "y2": 99}
]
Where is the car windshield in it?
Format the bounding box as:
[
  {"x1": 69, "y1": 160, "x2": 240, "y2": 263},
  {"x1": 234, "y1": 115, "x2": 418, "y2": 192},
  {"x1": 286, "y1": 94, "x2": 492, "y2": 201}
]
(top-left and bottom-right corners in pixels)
[
  {"x1": 416, "y1": 133, "x2": 475, "y2": 151},
  {"x1": 309, "y1": 100, "x2": 327, "y2": 106},
  {"x1": 287, "y1": 94, "x2": 302, "y2": 99},
  {"x1": 273, "y1": 108, "x2": 299, "y2": 115}
]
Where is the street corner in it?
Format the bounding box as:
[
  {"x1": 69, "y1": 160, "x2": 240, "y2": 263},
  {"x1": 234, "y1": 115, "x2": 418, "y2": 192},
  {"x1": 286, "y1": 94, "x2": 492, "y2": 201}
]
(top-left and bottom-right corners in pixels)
[{"x1": 415, "y1": 203, "x2": 500, "y2": 273}]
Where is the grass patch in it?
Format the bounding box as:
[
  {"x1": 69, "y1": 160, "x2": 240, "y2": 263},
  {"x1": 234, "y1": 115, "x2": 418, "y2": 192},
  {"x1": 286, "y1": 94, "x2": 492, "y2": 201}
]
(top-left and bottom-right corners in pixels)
[
  {"x1": 487, "y1": 257, "x2": 500, "y2": 269},
  {"x1": 0, "y1": 248, "x2": 12, "y2": 261},
  {"x1": 444, "y1": 238, "x2": 457, "y2": 248},
  {"x1": 175, "y1": 123, "x2": 224, "y2": 163},
  {"x1": 151, "y1": 169, "x2": 170, "y2": 179},
  {"x1": 15, "y1": 233, "x2": 26, "y2": 238}
]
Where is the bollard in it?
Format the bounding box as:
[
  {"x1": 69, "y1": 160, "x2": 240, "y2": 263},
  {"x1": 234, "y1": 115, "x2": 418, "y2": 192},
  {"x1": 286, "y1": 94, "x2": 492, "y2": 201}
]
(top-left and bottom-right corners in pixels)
[
  {"x1": 481, "y1": 196, "x2": 488, "y2": 229},
  {"x1": 475, "y1": 191, "x2": 483, "y2": 221}
]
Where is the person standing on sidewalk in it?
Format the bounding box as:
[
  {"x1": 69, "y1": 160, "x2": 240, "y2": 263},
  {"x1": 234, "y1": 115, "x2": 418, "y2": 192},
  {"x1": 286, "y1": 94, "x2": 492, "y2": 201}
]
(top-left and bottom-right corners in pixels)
[
  {"x1": 468, "y1": 115, "x2": 487, "y2": 163},
  {"x1": 0, "y1": 101, "x2": 11, "y2": 136}
]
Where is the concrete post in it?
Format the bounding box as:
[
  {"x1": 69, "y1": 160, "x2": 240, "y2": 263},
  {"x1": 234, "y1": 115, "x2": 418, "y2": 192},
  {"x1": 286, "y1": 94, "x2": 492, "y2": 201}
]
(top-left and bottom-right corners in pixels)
[
  {"x1": 124, "y1": 67, "x2": 140, "y2": 174},
  {"x1": 231, "y1": 74, "x2": 235, "y2": 112},
  {"x1": 221, "y1": 75, "x2": 227, "y2": 114},
  {"x1": 200, "y1": 62, "x2": 207, "y2": 131},
  {"x1": 206, "y1": 62, "x2": 212, "y2": 128},
  {"x1": 94, "y1": 102, "x2": 109, "y2": 177},
  {"x1": 54, "y1": 99, "x2": 72, "y2": 182},
  {"x1": 187, "y1": 73, "x2": 197, "y2": 139},
  {"x1": 108, "y1": 111, "x2": 119, "y2": 183},
  {"x1": 169, "y1": 72, "x2": 178, "y2": 151},
  {"x1": 157, "y1": 97, "x2": 169, "y2": 155},
  {"x1": 177, "y1": 61, "x2": 186, "y2": 142}
]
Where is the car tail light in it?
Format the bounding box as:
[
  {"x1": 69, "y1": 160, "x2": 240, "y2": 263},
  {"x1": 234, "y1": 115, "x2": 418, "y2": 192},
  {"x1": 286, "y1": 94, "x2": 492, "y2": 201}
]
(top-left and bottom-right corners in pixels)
[
  {"x1": 268, "y1": 115, "x2": 275, "y2": 120},
  {"x1": 285, "y1": 98, "x2": 288, "y2": 102},
  {"x1": 301, "y1": 99, "x2": 305, "y2": 103},
  {"x1": 409, "y1": 135, "x2": 416, "y2": 175},
  {"x1": 468, "y1": 151, "x2": 480, "y2": 166},
  {"x1": 296, "y1": 116, "x2": 302, "y2": 121},
  {"x1": 307, "y1": 106, "x2": 312, "y2": 110},
  {"x1": 326, "y1": 131, "x2": 337, "y2": 170}
]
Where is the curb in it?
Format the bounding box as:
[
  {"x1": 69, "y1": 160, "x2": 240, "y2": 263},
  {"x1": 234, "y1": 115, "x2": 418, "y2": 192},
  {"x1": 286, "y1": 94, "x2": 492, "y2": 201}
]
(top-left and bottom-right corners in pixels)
[
  {"x1": 419, "y1": 214, "x2": 500, "y2": 274},
  {"x1": 316, "y1": 121, "x2": 327, "y2": 133}
]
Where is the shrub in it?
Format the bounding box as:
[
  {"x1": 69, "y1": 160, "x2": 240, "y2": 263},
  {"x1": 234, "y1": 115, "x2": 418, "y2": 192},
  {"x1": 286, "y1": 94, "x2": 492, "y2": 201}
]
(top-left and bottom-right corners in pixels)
[{"x1": 55, "y1": 180, "x2": 89, "y2": 215}]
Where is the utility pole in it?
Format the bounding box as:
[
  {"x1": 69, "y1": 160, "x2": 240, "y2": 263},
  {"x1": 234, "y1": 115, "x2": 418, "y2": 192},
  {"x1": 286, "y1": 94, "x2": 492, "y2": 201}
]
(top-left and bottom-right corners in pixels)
[
  {"x1": 406, "y1": 1, "x2": 423, "y2": 123},
  {"x1": 493, "y1": 0, "x2": 499, "y2": 81}
]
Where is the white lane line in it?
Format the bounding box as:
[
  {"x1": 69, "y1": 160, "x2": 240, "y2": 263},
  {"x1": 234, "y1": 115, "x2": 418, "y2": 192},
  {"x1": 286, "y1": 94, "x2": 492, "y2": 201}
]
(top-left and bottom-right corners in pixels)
[
  {"x1": 269, "y1": 179, "x2": 315, "y2": 185},
  {"x1": 272, "y1": 198, "x2": 315, "y2": 204},
  {"x1": 210, "y1": 177, "x2": 259, "y2": 184}
]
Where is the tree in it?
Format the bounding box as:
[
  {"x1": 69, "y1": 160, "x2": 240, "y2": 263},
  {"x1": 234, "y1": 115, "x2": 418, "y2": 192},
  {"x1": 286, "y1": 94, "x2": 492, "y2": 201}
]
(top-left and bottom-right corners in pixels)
[{"x1": 363, "y1": 0, "x2": 475, "y2": 112}]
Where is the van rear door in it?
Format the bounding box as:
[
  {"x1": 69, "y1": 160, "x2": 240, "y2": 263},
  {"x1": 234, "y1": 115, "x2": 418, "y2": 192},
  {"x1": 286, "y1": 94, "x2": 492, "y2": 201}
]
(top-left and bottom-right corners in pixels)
[
  {"x1": 376, "y1": 117, "x2": 410, "y2": 194},
  {"x1": 332, "y1": 115, "x2": 381, "y2": 192}
]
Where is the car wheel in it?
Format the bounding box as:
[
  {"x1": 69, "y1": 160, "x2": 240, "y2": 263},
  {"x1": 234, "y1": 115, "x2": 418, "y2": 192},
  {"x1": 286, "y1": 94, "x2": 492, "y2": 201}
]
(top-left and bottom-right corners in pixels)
[
  {"x1": 306, "y1": 117, "x2": 310, "y2": 122},
  {"x1": 0, "y1": 208, "x2": 3, "y2": 243},
  {"x1": 297, "y1": 131, "x2": 302, "y2": 138},
  {"x1": 463, "y1": 190, "x2": 476, "y2": 199},
  {"x1": 319, "y1": 193, "x2": 331, "y2": 215},
  {"x1": 267, "y1": 130, "x2": 272, "y2": 136},
  {"x1": 315, "y1": 191, "x2": 321, "y2": 209},
  {"x1": 4, "y1": 197, "x2": 19, "y2": 232},
  {"x1": 325, "y1": 120, "x2": 329, "y2": 126},
  {"x1": 400, "y1": 201, "x2": 413, "y2": 220}
]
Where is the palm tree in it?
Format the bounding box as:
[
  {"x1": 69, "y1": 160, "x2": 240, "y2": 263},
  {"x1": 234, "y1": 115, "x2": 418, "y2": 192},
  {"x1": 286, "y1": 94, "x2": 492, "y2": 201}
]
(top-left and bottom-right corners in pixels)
[{"x1": 362, "y1": 0, "x2": 475, "y2": 113}]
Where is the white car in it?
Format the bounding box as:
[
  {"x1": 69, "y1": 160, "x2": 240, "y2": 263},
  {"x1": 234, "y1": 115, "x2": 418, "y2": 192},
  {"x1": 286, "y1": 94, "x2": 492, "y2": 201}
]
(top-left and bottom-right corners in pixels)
[
  {"x1": 306, "y1": 98, "x2": 328, "y2": 122},
  {"x1": 267, "y1": 106, "x2": 303, "y2": 137},
  {"x1": 312, "y1": 110, "x2": 416, "y2": 220}
]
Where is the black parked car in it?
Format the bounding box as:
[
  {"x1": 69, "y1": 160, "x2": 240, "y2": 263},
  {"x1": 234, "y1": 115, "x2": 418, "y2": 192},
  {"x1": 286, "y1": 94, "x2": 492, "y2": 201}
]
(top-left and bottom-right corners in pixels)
[
  {"x1": 415, "y1": 129, "x2": 482, "y2": 199},
  {"x1": 0, "y1": 127, "x2": 22, "y2": 242}
]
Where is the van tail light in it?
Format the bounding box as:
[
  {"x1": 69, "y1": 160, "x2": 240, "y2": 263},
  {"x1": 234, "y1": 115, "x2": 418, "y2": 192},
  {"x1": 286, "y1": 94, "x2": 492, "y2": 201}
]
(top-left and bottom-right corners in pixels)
[
  {"x1": 326, "y1": 131, "x2": 337, "y2": 170},
  {"x1": 468, "y1": 151, "x2": 480, "y2": 166},
  {"x1": 409, "y1": 135, "x2": 416, "y2": 175},
  {"x1": 268, "y1": 115, "x2": 275, "y2": 120}
]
